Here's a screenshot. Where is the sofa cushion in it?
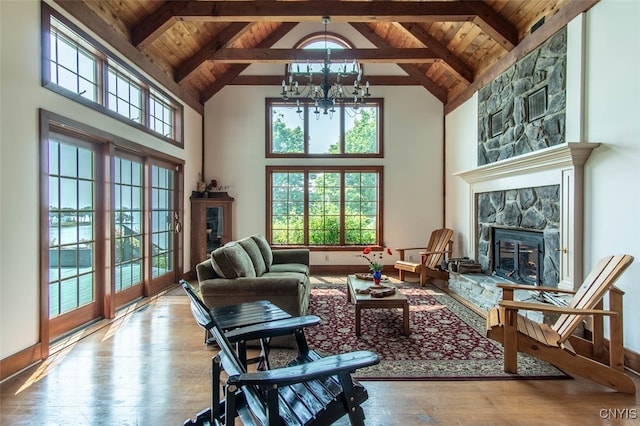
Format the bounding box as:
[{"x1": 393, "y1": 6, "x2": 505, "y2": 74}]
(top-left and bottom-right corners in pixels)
[
  {"x1": 269, "y1": 263, "x2": 309, "y2": 276},
  {"x1": 251, "y1": 234, "x2": 273, "y2": 270},
  {"x1": 238, "y1": 237, "x2": 267, "y2": 276},
  {"x1": 210, "y1": 242, "x2": 256, "y2": 279}
]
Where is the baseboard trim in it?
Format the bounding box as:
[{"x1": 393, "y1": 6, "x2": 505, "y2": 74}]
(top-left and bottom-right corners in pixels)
[
  {"x1": 582, "y1": 329, "x2": 640, "y2": 376},
  {"x1": 0, "y1": 343, "x2": 43, "y2": 382},
  {"x1": 1, "y1": 281, "x2": 186, "y2": 383}
]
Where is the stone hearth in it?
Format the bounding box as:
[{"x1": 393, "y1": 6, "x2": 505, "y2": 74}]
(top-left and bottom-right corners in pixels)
[
  {"x1": 448, "y1": 272, "x2": 549, "y2": 322},
  {"x1": 447, "y1": 272, "x2": 572, "y2": 325}
]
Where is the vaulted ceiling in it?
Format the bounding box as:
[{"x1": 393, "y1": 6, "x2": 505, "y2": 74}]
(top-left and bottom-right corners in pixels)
[{"x1": 53, "y1": 1, "x2": 599, "y2": 114}]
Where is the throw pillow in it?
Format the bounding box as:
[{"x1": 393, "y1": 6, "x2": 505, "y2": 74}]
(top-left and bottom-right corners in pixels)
[
  {"x1": 250, "y1": 234, "x2": 273, "y2": 270},
  {"x1": 238, "y1": 237, "x2": 267, "y2": 276},
  {"x1": 210, "y1": 242, "x2": 257, "y2": 279}
]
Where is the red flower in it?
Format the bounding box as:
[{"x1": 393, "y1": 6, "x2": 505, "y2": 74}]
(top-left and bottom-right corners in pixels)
[{"x1": 357, "y1": 246, "x2": 393, "y2": 272}]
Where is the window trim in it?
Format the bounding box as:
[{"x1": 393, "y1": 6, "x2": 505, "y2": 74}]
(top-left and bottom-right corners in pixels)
[
  {"x1": 41, "y1": 3, "x2": 184, "y2": 147},
  {"x1": 266, "y1": 98, "x2": 384, "y2": 158},
  {"x1": 265, "y1": 165, "x2": 385, "y2": 250}
]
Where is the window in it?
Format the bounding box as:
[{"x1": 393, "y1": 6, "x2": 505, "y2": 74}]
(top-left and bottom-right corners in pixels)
[
  {"x1": 42, "y1": 5, "x2": 183, "y2": 145},
  {"x1": 267, "y1": 167, "x2": 383, "y2": 246},
  {"x1": 49, "y1": 24, "x2": 99, "y2": 103},
  {"x1": 268, "y1": 32, "x2": 382, "y2": 157},
  {"x1": 107, "y1": 67, "x2": 143, "y2": 123},
  {"x1": 267, "y1": 32, "x2": 384, "y2": 248},
  {"x1": 267, "y1": 99, "x2": 383, "y2": 157},
  {"x1": 114, "y1": 156, "x2": 143, "y2": 291},
  {"x1": 41, "y1": 110, "x2": 183, "y2": 342},
  {"x1": 149, "y1": 90, "x2": 175, "y2": 138},
  {"x1": 150, "y1": 164, "x2": 176, "y2": 278},
  {"x1": 48, "y1": 138, "x2": 97, "y2": 318}
]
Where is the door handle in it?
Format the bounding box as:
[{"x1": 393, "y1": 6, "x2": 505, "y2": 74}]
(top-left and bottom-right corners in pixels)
[{"x1": 174, "y1": 212, "x2": 181, "y2": 233}]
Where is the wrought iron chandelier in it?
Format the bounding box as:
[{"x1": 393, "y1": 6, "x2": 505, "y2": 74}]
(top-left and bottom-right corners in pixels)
[{"x1": 280, "y1": 17, "x2": 371, "y2": 119}]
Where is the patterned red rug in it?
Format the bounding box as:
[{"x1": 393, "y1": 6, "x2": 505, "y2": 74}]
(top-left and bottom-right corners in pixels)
[{"x1": 273, "y1": 280, "x2": 568, "y2": 381}]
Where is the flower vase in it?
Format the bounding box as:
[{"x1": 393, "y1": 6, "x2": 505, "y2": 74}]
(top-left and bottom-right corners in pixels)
[{"x1": 372, "y1": 270, "x2": 382, "y2": 285}]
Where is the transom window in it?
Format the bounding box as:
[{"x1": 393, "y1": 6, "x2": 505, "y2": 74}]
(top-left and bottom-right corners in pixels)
[
  {"x1": 108, "y1": 66, "x2": 143, "y2": 123},
  {"x1": 267, "y1": 166, "x2": 383, "y2": 247},
  {"x1": 49, "y1": 25, "x2": 99, "y2": 103},
  {"x1": 150, "y1": 90, "x2": 175, "y2": 138},
  {"x1": 42, "y1": 5, "x2": 183, "y2": 145}
]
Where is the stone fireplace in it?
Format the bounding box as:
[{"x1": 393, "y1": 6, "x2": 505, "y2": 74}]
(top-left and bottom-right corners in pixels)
[
  {"x1": 477, "y1": 185, "x2": 560, "y2": 287},
  {"x1": 447, "y1": 27, "x2": 599, "y2": 312},
  {"x1": 451, "y1": 143, "x2": 599, "y2": 312}
]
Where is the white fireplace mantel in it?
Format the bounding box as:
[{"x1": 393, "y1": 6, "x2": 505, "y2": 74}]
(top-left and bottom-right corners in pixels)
[{"x1": 454, "y1": 142, "x2": 600, "y2": 290}]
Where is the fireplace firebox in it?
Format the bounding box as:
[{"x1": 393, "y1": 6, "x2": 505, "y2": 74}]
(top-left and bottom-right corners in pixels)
[{"x1": 493, "y1": 228, "x2": 544, "y2": 285}]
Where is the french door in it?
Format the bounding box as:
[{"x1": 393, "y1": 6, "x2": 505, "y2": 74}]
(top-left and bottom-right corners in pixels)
[
  {"x1": 42, "y1": 127, "x2": 183, "y2": 343},
  {"x1": 47, "y1": 136, "x2": 103, "y2": 338},
  {"x1": 148, "y1": 162, "x2": 179, "y2": 293},
  {"x1": 113, "y1": 153, "x2": 144, "y2": 307}
]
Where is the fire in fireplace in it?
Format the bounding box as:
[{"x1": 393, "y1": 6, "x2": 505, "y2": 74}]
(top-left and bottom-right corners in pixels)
[{"x1": 492, "y1": 228, "x2": 544, "y2": 285}]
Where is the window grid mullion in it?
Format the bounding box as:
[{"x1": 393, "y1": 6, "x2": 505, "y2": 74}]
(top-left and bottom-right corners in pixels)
[
  {"x1": 340, "y1": 172, "x2": 346, "y2": 245},
  {"x1": 304, "y1": 172, "x2": 309, "y2": 245},
  {"x1": 145, "y1": 89, "x2": 152, "y2": 129}
]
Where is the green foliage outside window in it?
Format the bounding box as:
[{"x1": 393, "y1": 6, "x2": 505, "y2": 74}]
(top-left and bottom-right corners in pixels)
[
  {"x1": 270, "y1": 169, "x2": 379, "y2": 246},
  {"x1": 268, "y1": 100, "x2": 382, "y2": 246},
  {"x1": 272, "y1": 112, "x2": 304, "y2": 153}
]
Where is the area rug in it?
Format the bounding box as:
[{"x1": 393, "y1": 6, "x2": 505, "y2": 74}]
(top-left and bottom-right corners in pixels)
[{"x1": 272, "y1": 278, "x2": 568, "y2": 381}]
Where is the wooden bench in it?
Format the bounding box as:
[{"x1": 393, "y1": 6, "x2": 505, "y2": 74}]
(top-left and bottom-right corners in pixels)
[{"x1": 181, "y1": 281, "x2": 380, "y2": 425}]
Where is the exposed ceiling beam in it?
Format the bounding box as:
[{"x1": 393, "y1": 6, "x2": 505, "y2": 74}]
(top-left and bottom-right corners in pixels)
[
  {"x1": 208, "y1": 48, "x2": 440, "y2": 63},
  {"x1": 445, "y1": 0, "x2": 601, "y2": 114},
  {"x1": 130, "y1": 1, "x2": 192, "y2": 49},
  {"x1": 230, "y1": 75, "x2": 418, "y2": 86},
  {"x1": 175, "y1": 22, "x2": 253, "y2": 83},
  {"x1": 466, "y1": 1, "x2": 518, "y2": 50},
  {"x1": 135, "y1": 1, "x2": 518, "y2": 48},
  {"x1": 200, "y1": 22, "x2": 298, "y2": 102},
  {"x1": 350, "y1": 23, "x2": 447, "y2": 103},
  {"x1": 398, "y1": 23, "x2": 474, "y2": 84}
]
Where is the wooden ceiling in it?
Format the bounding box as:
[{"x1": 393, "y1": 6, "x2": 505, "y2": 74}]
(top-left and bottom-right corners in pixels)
[{"x1": 53, "y1": 1, "x2": 599, "y2": 114}]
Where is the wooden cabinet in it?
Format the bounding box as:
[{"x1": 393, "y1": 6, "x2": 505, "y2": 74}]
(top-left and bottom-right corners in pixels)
[{"x1": 190, "y1": 194, "x2": 234, "y2": 275}]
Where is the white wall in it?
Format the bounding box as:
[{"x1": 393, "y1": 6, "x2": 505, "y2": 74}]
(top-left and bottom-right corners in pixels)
[
  {"x1": 444, "y1": 94, "x2": 478, "y2": 258},
  {"x1": 204, "y1": 84, "x2": 444, "y2": 267},
  {"x1": 0, "y1": 0, "x2": 202, "y2": 359},
  {"x1": 583, "y1": 0, "x2": 640, "y2": 350},
  {"x1": 445, "y1": 0, "x2": 640, "y2": 352}
]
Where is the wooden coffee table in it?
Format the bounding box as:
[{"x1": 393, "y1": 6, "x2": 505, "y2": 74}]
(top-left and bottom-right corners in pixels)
[{"x1": 346, "y1": 274, "x2": 410, "y2": 336}]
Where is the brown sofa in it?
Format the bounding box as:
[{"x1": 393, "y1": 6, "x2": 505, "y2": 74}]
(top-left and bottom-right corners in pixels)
[{"x1": 195, "y1": 234, "x2": 311, "y2": 319}]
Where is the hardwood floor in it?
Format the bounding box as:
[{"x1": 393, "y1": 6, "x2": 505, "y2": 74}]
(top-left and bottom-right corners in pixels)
[{"x1": 1, "y1": 288, "x2": 639, "y2": 425}]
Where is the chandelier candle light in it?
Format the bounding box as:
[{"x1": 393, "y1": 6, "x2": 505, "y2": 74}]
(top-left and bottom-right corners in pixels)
[{"x1": 280, "y1": 16, "x2": 371, "y2": 119}]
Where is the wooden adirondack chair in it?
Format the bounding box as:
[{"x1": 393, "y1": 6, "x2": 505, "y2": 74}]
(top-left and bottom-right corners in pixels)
[
  {"x1": 181, "y1": 281, "x2": 380, "y2": 426},
  {"x1": 486, "y1": 254, "x2": 635, "y2": 394},
  {"x1": 394, "y1": 228, "x2": 453, "y2": 286},
  {"x1": 180, "y1": 279, "x2": 320, "y2": 370}
]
